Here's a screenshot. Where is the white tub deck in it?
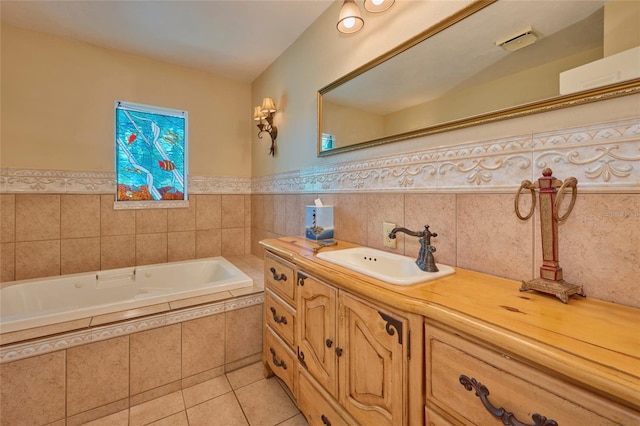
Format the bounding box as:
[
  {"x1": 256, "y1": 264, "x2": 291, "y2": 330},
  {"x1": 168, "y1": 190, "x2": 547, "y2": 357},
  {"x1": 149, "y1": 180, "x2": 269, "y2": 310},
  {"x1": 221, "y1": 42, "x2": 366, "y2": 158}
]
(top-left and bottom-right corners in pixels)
[{"x1": 0, "y1": 257, "x2": 258, "y2": 341}]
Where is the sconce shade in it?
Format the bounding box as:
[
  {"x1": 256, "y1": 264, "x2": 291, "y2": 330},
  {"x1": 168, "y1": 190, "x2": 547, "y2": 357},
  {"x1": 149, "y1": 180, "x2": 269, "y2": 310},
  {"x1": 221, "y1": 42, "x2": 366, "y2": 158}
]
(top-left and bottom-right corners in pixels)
[
  {"x1": 337, "y1": 0, "x2": 364, "y2": 34},
  {"x1": 364, "y1": 0, "x2": 394, "y2": 13},
  {"x1": 260, "y1": 97, "x2": 277, "y2": 113},
  {"x1": 253, "y1": 106, "x2": 266, "y2": 121}
]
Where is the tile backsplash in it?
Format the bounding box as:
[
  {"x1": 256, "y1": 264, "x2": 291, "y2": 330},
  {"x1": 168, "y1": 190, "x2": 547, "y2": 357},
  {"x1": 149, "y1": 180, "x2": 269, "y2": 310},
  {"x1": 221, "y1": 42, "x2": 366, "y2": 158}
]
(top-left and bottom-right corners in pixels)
[
  {"x1": 0, "y1": 193, "x2": 251, "y2": 282},
  {"x1": 250, "y1": 191, "x2": 640, "y2": 309}
]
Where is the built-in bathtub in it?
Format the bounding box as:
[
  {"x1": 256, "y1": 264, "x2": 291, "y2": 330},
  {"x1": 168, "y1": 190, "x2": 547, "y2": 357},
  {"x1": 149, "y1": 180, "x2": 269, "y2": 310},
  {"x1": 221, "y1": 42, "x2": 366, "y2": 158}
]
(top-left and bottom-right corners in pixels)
[
  {"x1": 1, "y1": 257, "x2": 253, "y2": 335},
  {"x1": 0, "y1": 255, "x2": 265, "y2": 424}
]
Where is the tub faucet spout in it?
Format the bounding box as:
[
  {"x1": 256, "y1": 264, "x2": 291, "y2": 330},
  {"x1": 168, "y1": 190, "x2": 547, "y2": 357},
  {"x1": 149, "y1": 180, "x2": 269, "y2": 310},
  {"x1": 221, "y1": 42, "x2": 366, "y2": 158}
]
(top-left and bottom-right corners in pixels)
[{"x1": 388, "y1": 225, "x2": 439, "y2": 272}]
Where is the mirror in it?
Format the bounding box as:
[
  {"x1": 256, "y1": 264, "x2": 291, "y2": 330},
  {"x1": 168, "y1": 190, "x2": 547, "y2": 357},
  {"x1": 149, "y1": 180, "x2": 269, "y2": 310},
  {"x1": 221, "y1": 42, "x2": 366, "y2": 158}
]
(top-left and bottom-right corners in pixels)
[{"x1": 318, "y1": 0, "x2": 640, "y2": 156}]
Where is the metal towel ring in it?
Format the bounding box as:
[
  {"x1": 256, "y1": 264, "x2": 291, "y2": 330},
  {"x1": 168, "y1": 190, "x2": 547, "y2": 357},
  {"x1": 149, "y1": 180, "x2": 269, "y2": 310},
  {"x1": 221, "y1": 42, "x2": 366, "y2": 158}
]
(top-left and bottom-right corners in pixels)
[
  {"x1": 554, "y1": 177, "x2": 577, "y2": 222},
  {"x1": 515, "y1": 180, "x2": 536, "y2": 221}
]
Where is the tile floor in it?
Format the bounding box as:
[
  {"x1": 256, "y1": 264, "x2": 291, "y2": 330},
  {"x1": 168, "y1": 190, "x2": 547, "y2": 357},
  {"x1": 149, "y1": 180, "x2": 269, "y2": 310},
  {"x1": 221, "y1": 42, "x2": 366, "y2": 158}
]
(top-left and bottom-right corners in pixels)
[{"x1": 85, "y1": 362, "x2": 308, "y2": 426}]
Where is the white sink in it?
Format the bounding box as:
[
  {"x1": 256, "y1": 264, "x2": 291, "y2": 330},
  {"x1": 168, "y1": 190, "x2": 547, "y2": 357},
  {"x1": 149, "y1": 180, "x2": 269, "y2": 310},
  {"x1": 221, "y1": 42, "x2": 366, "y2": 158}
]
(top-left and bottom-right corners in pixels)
[{"x1": 316, "y1": 247, "x2": 455, "y2": 285}]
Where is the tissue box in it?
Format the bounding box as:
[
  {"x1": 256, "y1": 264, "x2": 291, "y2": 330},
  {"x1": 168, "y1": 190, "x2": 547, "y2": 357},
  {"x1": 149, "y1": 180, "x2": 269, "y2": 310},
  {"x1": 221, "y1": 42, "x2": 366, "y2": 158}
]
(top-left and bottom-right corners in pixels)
[{"x1": 305, "y1": 206, "x2": 334, "y2": 240}]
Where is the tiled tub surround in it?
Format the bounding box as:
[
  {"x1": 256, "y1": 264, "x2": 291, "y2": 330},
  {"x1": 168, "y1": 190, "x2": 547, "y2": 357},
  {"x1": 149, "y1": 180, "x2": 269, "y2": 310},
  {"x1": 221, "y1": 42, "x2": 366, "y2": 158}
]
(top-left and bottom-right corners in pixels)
[
  {"x1": 0, "y1": 191, "x2": 252, "y2": 283},
  {"x1": 0, "y1": 255, "x2": 265, "y2": 426},
  {"x1": 251, "y1": 118, "x2": 640, "y2": 309}
]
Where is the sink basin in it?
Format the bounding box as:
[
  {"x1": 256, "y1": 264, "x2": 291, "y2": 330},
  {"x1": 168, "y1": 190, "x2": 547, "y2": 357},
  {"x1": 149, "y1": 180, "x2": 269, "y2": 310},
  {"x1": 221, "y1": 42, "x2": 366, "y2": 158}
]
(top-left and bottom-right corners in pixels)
[{"x1": 316, "y1": 247, "x2": 455, "y2": 285}]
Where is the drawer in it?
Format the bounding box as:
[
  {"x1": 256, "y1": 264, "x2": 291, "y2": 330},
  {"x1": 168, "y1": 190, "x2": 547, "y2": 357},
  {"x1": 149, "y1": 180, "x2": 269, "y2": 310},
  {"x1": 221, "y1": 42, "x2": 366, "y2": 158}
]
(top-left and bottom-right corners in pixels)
[
  {"x1": 265, "y1": 289, "x2": 295, "y2": 349},
  {"x1": 425, "y1": 407, "x2": 457, "y2": 426},
  {"x1": 265, "y1": 326, "x2": 296, "y2": 395},
  {"x1": 425, "y1": 324, "x2": 640, "y2": 426},
  {"x1": 265, "y1": 252, "x2": 295, "y2": 305},
  {"x1": 298, "y1": 368, "x2": 356, "y2": 426}
]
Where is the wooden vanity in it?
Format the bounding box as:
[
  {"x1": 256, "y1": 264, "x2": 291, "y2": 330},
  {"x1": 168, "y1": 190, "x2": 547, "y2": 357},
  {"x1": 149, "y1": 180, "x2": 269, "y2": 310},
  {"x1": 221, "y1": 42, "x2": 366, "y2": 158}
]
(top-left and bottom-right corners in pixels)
[{"x1": 260, "y1": 237, "x2": 640, "y2": 425}]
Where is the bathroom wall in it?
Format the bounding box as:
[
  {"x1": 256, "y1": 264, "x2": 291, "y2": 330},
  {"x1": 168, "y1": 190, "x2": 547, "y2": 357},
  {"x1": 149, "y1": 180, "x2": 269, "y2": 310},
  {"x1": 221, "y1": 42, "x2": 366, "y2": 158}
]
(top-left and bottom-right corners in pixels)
[
  {"x1": 1, "y1": 24, "x2": 252, "y2": 176},
  {"x1": 250, "y1": 2, "x2": 640, "y2": 309},
  {"x1": 0, "y1": 24, "x2": 254, "y2": 280}
]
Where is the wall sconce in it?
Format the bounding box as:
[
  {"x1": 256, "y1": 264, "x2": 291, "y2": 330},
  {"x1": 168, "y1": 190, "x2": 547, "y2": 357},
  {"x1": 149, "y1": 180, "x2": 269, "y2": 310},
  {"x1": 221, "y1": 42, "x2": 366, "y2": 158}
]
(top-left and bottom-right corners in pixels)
[
  {"x1": 337, "y1": 0, "x2": 395, "y2": 34},
  {"x1": 253, "y1": 97, "x2": 278, "y2": 156}
]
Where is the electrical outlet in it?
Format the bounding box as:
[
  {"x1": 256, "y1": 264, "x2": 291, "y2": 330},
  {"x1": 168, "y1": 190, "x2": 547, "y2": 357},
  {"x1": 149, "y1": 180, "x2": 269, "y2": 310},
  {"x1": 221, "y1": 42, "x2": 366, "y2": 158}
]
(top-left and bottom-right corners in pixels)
[{"x1": 383, "y1": 222, "x2": 397, "y2": 248}]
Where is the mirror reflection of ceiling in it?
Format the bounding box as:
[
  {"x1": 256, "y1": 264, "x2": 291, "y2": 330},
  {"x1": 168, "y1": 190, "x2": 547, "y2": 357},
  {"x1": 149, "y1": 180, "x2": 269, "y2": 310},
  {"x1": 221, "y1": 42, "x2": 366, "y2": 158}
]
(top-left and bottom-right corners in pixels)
[
  {"x1": 319, "y1": 0, "x2": 640, "y2": 154},
  {"x1": 325, "y1": 1, "x2": 605, "y2": 115}
]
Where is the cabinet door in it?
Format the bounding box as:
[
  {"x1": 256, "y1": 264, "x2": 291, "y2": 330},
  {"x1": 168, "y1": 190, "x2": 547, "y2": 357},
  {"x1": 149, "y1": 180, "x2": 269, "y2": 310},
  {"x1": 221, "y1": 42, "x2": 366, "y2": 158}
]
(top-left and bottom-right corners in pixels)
[
  {"x1": 339, "y1": 293, "x2": 407, "y2": 426},
  {"x1": 297, "y1": 272, "x2": 338, "y2": 398}
]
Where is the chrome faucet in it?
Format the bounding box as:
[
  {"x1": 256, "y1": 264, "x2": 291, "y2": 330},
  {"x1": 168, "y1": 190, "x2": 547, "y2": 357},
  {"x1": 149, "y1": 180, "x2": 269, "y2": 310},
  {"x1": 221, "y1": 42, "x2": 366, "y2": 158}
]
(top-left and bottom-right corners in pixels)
[{"x1": 388, "y1": 225, "x2": 439, "y2": 272}]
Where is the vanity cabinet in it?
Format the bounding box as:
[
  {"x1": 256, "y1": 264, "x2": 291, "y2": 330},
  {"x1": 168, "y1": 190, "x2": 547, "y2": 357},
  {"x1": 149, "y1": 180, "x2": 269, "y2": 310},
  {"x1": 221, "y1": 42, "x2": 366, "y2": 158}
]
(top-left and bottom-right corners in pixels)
[
  {"x1": 261, "y1": 237, "x2": 639, "y2": 426},
  {"x1": 264, "y1": 249, "x2": 421, "y2": 426},
  {"x1": 424, "y1": 324, "x2": 640, "y2": 425},
  {"x1": 297, "y1": 270, "x2": 414, "y2": 426}
]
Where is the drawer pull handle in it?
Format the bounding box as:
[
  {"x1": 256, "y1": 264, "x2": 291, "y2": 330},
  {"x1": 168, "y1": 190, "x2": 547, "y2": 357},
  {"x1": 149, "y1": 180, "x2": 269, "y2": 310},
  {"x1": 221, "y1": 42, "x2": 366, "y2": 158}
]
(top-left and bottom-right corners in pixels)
[
  {"x1": 270, "y1": 267, "x2": 287, "y2": 282},
  {"x1": 321, "y1": 414, "x2": 331, "y2": 426},
  {"x1": 269, "y1": 347, "x2": 287, "y2": 370},
  {"x1": 325, "y1": 339, "x2": 333, "y2": 348},
  {"x1": 459, "y1": 375, "x2": 558, "y2": 426},
  {"x1": 270, "y1": 307, "x2": 288, "y2": 324}
]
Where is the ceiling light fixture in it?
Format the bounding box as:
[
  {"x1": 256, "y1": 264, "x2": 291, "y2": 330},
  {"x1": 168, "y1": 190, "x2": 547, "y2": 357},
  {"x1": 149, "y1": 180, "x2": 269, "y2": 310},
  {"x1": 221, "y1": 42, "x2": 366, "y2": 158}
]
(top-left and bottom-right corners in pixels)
[
  {"x1": 253, "y1": 97, "x2": 278, "y2": 156},
  {"x1": 363, "y1": 0, "x2": 395, "y2": 13},
  {"x1": 337, "y1": 0, "x2": 364, "y2": 34}
]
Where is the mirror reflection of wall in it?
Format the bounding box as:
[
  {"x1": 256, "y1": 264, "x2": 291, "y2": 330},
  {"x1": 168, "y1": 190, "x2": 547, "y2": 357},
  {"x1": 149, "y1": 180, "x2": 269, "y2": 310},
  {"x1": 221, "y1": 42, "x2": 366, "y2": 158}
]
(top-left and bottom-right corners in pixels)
[{"x1": 319, "y1": 0, "x2": 640, "y2": 156}]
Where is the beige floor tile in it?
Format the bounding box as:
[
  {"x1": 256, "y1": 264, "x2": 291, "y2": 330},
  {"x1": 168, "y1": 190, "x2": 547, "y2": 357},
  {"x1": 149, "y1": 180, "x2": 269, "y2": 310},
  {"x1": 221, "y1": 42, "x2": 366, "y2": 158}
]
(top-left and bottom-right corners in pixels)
[
  {"x1": 129, "y1": 390, "x2": 185, "y2": 426},
  {"x1": 234, "y1": 378, "x2": 300, "y2": 426},
  {"x1": 182, "y1": 375, "x2": 232, "y2": 408},
  {"x1": 187, "y1": 392, "x2": 248, "y2": 426},
  {"x1": 82, "y1": 409, "x2": 129, "y2": 426},
  {"x1": 278, "y1": 413, "x2": 309, "y2": 426},
  {"x1": 147, "y1": 411, "x2": 190, "y2": 426},
  {"x1": 226, "y1": 361, "x2": 265, "y2": 390}
]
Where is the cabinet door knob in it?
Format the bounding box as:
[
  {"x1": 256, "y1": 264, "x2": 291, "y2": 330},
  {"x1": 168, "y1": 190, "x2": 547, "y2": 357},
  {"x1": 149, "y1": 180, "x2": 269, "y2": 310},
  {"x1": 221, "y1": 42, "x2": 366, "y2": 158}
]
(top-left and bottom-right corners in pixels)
[
  {"x1": 321, "y1": 414, "x2": 332, "y2": 426},
  {"x1": 335, "y1": 347, "x2": 343, "y2": 357},
  {"x1": 325, "y1": 339, "x2": 333, "y2": 348},
  {"x1": 270, "y1": 267, "x2": 287, "y2": 281},
  {"x1": 459, "y1": 375, "x2": 558, "y2": 426}
]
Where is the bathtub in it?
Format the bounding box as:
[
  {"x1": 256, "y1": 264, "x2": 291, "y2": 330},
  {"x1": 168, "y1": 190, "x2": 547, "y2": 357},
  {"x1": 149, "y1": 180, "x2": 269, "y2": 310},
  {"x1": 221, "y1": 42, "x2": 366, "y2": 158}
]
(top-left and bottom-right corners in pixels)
[{"x1": 0, "y1": 257, "x2": 253, "y2": 335}]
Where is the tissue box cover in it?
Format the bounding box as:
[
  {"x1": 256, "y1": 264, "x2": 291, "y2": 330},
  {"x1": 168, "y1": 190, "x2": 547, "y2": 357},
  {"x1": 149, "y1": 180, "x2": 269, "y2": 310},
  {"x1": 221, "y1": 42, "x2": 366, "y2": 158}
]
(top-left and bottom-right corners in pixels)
[{"x1": 305, "y1": 206, "x2": 334, "y2": 240}]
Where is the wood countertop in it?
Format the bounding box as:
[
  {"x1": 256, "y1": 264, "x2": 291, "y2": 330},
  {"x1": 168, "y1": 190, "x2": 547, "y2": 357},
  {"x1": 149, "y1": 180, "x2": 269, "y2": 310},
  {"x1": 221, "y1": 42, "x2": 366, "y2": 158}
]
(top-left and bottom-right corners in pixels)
[{"x1": 260, "y1": 236, "x2": 640, "y2": 412}]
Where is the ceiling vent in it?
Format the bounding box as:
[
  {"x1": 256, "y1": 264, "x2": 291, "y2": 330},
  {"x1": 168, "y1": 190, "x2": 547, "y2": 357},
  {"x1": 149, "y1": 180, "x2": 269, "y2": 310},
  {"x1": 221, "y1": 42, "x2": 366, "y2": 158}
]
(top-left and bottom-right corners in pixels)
[{"x1": 496, "y1": 26, "x2": 538, "y2": 52}]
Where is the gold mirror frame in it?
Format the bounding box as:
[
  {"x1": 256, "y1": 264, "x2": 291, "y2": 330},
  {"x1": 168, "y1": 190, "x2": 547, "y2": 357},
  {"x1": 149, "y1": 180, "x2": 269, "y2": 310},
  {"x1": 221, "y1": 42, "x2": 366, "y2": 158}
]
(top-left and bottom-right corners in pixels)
[{"x1": 317, "y1": 0, "x2": 640, "y2": 157}]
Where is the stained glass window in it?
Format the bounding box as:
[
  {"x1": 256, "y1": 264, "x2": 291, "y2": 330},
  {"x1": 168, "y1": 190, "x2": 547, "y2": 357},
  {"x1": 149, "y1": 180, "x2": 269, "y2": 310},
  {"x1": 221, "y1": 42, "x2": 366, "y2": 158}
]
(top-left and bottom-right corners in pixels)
[{"x1": 115, "y1": 101, "x2": 187, "y2": 205}]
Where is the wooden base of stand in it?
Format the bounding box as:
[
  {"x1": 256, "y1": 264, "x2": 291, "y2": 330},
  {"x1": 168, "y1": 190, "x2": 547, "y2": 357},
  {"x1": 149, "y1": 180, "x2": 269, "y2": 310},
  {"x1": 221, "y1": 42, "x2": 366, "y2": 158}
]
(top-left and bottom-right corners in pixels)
[{"x1": 520, "y1": 278, "x2": 586, "y2": 303}]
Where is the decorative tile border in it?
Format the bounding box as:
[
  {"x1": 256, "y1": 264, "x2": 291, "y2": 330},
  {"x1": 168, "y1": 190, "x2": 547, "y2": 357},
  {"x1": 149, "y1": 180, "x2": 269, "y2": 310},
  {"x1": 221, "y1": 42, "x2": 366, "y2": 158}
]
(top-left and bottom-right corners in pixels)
[
  {"x1": 2, "y1": 118, "x2": 638, "y2": 196},
  {"x1": 0, "y1": 170, "x2": 251, "y2": 194},
  {"x1": 0, "y1": 293, "x2": 263, "y2": 363},
  {"x1": 252, "y1": 118, "x2": 640, "y2": 194}
]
